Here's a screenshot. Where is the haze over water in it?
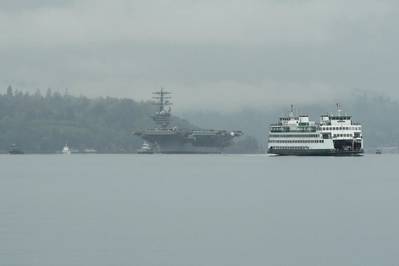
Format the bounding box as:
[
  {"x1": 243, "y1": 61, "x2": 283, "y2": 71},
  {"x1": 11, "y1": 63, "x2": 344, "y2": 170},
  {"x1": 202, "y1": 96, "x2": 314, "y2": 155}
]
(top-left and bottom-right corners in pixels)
[{"x1": 1, "y1": 154, "x2": 399, "y2": 266}]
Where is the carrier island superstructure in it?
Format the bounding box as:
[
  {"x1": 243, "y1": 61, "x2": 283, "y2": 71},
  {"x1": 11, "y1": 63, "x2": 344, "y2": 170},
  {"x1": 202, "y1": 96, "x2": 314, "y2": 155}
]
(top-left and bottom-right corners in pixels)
[
  {"x1": 134, "y1": 89, "x2": 243, "y2": 154},
  {"x1": 267, "y1": 105, "x2": 364, "y2": 155}
]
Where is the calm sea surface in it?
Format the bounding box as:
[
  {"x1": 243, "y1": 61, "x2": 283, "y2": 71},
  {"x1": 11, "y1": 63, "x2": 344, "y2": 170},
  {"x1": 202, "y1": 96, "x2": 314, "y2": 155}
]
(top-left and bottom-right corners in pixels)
[{"x1": 1, "y1": 154, "x2": 399, "y2": 266}]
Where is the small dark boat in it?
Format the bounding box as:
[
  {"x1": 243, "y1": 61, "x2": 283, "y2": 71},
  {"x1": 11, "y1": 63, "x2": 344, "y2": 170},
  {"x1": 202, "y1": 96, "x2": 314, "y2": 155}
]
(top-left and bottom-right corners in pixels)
[{"x1": 8, "y1": 144, "x2": 24, "y2": 154}]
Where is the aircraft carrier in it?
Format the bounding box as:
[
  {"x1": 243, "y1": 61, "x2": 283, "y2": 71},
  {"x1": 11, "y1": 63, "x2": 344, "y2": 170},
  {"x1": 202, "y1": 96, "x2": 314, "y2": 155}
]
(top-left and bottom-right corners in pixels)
[{"x1": 134, "y1": 89, "x2": 243, "y2": 154}]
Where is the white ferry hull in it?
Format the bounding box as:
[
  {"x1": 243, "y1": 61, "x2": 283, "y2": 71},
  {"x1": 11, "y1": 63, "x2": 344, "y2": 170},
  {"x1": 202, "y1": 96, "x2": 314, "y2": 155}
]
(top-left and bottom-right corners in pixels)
[{"x1": 267, "y1": 148, "x2": 364, "y2": 156}]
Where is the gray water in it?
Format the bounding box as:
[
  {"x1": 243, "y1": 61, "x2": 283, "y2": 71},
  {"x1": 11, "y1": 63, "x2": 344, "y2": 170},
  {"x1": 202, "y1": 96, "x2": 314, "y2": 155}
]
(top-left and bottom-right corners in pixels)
[{"x1": 1, "y1": 154, "x2": 399, "y2": 266}]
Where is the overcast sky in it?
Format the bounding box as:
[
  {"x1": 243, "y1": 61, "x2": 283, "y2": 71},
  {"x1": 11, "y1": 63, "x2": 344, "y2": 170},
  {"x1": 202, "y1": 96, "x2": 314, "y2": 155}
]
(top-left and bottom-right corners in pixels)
[{"x1": 1, "y1": 0, "x2": 398, "y2": 110}]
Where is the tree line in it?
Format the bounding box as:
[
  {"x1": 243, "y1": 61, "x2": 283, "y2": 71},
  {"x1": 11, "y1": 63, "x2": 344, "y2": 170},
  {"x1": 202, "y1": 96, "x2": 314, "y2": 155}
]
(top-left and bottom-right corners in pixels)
[{"x1": 0, "y1": 86, "x2": 260, "y2": 153}]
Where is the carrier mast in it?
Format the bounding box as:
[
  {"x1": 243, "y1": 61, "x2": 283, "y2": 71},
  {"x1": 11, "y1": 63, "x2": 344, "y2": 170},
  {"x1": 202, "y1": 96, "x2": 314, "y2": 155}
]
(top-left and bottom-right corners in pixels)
[{"x1": 152, "y1": 88, "x2": 172, "y2": 128}]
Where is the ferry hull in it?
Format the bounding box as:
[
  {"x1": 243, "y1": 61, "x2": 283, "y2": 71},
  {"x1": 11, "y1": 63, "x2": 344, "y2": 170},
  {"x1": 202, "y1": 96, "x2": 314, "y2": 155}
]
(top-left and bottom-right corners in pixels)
[{"x1": 267, "y1": 148, "x2": 364, "y2": 156}]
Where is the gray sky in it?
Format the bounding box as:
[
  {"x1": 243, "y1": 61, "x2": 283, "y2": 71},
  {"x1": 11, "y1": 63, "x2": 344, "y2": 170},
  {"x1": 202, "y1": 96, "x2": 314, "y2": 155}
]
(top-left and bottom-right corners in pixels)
[{"x1": 1, "y1": 0, "x2": 399, "y2": 110}]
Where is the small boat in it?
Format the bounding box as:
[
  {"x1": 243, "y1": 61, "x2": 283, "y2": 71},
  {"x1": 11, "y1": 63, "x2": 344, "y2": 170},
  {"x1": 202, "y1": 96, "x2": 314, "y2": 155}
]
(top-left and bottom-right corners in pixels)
[
  {"x1": 62, "y1": 144, "x2": 72, "y2": 155},
  {"x1": 8, "y1": 144, "x2": 24, "y2": 155},
  {"x1": 376, "y1": 149, "x2": 382, "y2": 154},
  {"x1": 137, "y1": 142, "x2": 154, "y2": 154},
  {"x1": 82, "y1": 148, "x2": 97, "y2": 154}
]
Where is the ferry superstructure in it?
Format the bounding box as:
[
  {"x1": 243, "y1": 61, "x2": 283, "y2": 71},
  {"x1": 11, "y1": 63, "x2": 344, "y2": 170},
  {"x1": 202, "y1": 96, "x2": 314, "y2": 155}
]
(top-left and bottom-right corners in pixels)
[{"x1": 267, "y1": 105, "x2": 364, "y2": 156}]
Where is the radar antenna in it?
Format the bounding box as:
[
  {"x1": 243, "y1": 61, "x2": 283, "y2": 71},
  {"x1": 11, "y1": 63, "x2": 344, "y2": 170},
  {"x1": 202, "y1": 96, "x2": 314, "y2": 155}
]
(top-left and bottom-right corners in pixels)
[
  {"x1": 289, "y1": 104, "x2": 295, "y2": 118},
  {"x1": 152, "y1": 88, "x2": 173, "y2": 128}
]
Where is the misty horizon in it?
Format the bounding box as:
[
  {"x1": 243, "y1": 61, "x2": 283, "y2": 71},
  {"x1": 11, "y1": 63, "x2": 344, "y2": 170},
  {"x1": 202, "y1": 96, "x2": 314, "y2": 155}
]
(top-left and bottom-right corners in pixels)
[
  {"x1": 1, "y1": 0, "x2": 399, "y2": 110},
  {"x1": 2, "y1": 84, "x2": 395, "y2": 113}
]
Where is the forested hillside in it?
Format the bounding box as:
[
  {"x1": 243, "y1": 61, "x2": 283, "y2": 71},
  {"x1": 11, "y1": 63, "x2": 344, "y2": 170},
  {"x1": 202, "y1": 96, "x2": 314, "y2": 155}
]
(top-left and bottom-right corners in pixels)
[
  {"x1": 0, "y1": 86, "x2": 194, "y2": 153},
  {"x1": 3, "y1": 86, "x2": 395, "y2": 154}
]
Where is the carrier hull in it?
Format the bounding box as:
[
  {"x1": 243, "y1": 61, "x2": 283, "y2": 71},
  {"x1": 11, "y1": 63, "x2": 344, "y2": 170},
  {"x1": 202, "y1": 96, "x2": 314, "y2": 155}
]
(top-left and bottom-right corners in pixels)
[
  {"x1": 135, "y1": 129, "x2": 242, "y2": 154},
  {"x1": 159, "y1": 145, "x2": 222, "y2": 154}
]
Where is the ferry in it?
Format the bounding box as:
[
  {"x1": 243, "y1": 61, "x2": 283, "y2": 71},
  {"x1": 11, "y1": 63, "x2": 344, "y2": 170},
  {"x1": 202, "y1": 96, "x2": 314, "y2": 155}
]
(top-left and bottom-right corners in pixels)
[{"x1": 267, "y1": 105, "x2": 364, "y2": 156}]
